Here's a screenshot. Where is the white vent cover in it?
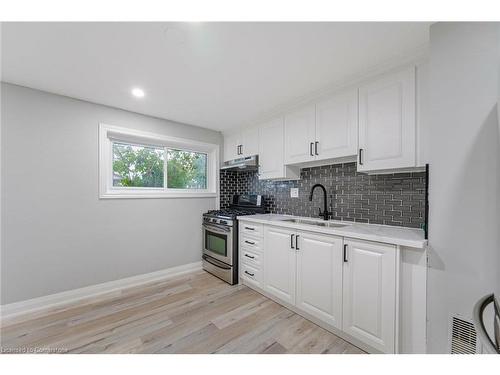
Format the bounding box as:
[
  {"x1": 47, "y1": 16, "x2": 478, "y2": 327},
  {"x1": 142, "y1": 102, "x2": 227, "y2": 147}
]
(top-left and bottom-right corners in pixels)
[{"x1": 450, "y1": 315, "x2": 478, "y2": 354}]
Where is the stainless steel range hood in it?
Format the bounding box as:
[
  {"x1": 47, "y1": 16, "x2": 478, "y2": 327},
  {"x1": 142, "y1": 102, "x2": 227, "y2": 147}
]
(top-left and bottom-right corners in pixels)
[{"x1": 220, "y1": 155, "x2": 259, "y2": 171}]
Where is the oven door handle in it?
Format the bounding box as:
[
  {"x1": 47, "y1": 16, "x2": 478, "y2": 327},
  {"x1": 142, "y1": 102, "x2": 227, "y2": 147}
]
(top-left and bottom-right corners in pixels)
[
  {"x1": 202, "y1": 255, "x2": 231, "y2": 270},
  {"x1": 202, "y1": 223, "x2": 231, "y2": 234}
]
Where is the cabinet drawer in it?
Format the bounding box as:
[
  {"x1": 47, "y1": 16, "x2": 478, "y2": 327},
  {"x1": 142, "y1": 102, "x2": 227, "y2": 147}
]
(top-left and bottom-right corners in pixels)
[
  {"x1": 240, "y1": 222, "x2": 263, "y2": 238},
  {"x1": 240, "y1": 235, "x2": 262, "y2": 251},
  {"x1": 241, "y1": 248, "x2": 261, "y2": 267},
  {"x1": 241, "y1": 263, "x2": 261, "y2": 286}
]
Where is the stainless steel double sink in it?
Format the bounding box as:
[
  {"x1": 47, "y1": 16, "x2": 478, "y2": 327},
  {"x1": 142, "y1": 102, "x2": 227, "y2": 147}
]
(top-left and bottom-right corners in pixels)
[{"x1": 280, "y1": 218, "x2": 349, "y2": 228}]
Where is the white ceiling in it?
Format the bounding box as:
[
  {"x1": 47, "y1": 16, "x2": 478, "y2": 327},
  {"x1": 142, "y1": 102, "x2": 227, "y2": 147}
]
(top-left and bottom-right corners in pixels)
[{"x1": 1, "y1": 22, "x2": 430, "y2": 132}]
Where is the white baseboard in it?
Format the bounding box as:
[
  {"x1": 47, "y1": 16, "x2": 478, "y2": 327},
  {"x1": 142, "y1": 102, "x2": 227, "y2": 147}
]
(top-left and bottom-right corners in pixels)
[{"x1": 1, "y1": 261, "x2": 202, "y2": 320}]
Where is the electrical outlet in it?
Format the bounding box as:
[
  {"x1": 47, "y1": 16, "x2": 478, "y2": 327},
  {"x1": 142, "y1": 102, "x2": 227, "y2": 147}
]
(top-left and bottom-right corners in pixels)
[{"x1": 290, "y1": 188, "x2": 299, "y2": 198}]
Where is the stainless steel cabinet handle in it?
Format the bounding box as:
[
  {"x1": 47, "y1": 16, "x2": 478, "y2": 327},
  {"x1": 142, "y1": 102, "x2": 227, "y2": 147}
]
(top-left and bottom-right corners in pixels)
[
  {"x1": 291, "y1": 234, "x2": 295, "y2": 249},
  {"x1": 310, "y1": 142, "x2": 314, "y2": 156},
  {"x1": 358, "y1": 148, "x2": 363, "y2": 165},
  {"x1": 244, "y1": 254, "x2": 255, "y2": 259},
  {"x1": 244, "y1": 270, "x2": 255, "y2": 277},
  {"x1": 244, "y1": 240, "x2": 255, "y2": 245},
  {"x1": 244, "y1": 226, "x2": 255, "y2": 231},
  {"x1": 343, "y1": 244, "x2": 348, "y2": 262},
  {"x1": 295, "y1": 235, "x2": 300, "y2": 250},
  {"x1": 315, "y1": 141, "x2": 319, "y2": 155}
]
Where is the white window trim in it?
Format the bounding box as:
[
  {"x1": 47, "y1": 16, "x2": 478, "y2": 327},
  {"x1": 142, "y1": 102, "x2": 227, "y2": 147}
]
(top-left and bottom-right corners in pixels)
[{"x1": 99, "y1": 123, "x2": 219, "y2": 199}]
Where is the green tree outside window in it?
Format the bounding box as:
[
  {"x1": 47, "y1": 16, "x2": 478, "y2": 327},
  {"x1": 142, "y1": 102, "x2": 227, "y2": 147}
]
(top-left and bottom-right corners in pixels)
[
  {"x1": 167, "y1": 149, "x2": 207, "y2": 189},
  {"x1": 112, "y1": 142, "x2": 207, "y2": 189}
]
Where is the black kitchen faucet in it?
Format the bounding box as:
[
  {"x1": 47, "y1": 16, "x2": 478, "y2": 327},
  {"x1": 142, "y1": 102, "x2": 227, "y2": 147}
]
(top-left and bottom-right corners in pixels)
[{"x1": 309, "y1": 183, "x2": 331, "y2": 221}]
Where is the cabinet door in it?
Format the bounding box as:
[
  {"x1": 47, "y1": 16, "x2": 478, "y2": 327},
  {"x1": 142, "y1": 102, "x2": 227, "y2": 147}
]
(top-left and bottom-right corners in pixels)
[
  {"x1": 241, "y1": 127, "x2": 259, "y2": 157},
  {"x1": 358, "y1": 67, "x2": 416, "y2": 172},
  {"x1": 315, "y1": 89, "x2": 358, "y2": 160},
  {"x1": 223, "y1": 132, "x2": 240, "y2": 162},
  {"x1": 263, "y1": 226, "x2": 297, "y2": 305},
  {"x1": 284, "y1": 105, "x2": 316, "y2": 164},
  {"x1": 259, "y1": 117, "x2": 285, "y2": 179},
  {"x1": 296, "y1": 231, "x2": 343, "y2": 329},
  {"x1": 342, "y1": 239, "x2": 397, "y2": 353}
]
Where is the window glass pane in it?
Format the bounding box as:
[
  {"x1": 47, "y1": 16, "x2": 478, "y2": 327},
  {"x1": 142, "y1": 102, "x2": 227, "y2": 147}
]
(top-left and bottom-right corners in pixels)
[
  {"x1": 113, "y1": 142, "x2": 164, "y2": 187},
  {"x1": 167, "y1": 149, "x2": 207, "y2": 189}
]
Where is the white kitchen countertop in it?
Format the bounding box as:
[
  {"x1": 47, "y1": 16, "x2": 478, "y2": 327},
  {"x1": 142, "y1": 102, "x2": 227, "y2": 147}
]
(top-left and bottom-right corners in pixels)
[{"x1": 237, "y1": 214, "x2": 427, "y2": 249}]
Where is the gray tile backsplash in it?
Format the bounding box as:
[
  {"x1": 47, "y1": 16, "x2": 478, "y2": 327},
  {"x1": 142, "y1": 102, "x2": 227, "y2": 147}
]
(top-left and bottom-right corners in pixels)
[{"x1": 220, "y1": 162, "x2": 426, "y2": 229}]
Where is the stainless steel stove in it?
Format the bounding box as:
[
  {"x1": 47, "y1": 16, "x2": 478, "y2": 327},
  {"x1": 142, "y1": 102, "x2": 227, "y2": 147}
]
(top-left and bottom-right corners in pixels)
[{"x1": 202, "y1": 195, "x2": 265, "y2": 284}]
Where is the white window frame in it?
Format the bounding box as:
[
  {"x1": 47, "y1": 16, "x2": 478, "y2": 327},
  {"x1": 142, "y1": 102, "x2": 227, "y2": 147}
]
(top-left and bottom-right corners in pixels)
[{"x1": 99, "y1": 123, "x2": 219, "y2": 199}]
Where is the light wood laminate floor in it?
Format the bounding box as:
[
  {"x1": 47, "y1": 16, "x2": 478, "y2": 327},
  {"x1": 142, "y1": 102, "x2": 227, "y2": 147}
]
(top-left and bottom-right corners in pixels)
[{"x1": 0, "y1": 270, "x2": 364, "y2": 354}]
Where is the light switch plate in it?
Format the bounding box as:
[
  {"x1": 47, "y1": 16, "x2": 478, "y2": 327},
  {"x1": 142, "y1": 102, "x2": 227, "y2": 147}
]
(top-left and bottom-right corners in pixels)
[{"x1": 290, "y1": 188, "x2": 299, "y2": 198}]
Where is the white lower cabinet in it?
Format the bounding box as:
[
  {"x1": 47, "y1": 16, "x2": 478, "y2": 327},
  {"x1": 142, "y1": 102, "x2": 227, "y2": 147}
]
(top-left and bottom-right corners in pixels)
[
  {"x1": 244, "y1": 222, "x2": 399, "y2": 353},
  {"x1": 263, "y1": 226, "x2": 297, "y2": 305},
  {"x1": 239, "y1": 223, "x2": 264, "y2": 288},
  {"x1": 240, "y1": 262, "x2": 262, "y2": 287},
  {"x1": 342, "y1": 239, "x2": 397, "y2": 353},
  {"x1": 296, "y1": 232, "x2": 343, "y2": 330}
]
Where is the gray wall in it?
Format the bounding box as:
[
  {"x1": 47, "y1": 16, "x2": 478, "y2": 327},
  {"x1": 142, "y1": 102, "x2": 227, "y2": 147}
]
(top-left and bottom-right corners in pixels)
[
  {"x1": 1, "y1": 83, "x2": 222, "y2": 304},
  {"x1": 427, "y1": 23, "x2": 500, "y2": 353}
]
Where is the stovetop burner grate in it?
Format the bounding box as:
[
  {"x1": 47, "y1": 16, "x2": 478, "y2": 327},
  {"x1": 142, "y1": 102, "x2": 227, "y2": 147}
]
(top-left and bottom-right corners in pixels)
[
  {"x1": 206, "y1": 209, "x2": 257, "y2": 218},
  {"x1": 204, "y1": 194, "x2": 265, "y2": 219}
]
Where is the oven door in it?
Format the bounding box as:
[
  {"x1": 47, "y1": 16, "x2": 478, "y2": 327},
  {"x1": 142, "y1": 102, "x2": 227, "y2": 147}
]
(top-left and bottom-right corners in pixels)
[{"x1": 202, "y1": 222, "x2": 233, "y2": 265}]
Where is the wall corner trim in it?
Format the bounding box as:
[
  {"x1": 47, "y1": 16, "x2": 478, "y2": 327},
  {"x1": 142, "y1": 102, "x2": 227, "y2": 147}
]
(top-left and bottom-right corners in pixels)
[{"x1": 0, "y1": 261, "x2": 202, "y2": 320}]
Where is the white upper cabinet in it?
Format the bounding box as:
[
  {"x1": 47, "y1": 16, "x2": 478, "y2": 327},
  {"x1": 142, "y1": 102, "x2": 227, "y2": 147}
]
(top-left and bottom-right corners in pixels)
[
  {"x1": 258, "y1": 118, "x2": 283, "y2": 179},
  {"x1": 224, "y1": 65, "x2": 422, "y2": 174},
  {"x1": 284, "y1": 89, "x2": 358, "y2": 166},
  {"x1": 223, "y1": 127, "x2": 259, "y2": 162},
  {"x1": 240, "y1": 126, "x2": 259, "y2": 157},
  {"x1": 315, "y1": 89, "x2": 358, "y2": 160},
  {"x1": 223, "y1": 132, "x2": 240, "y2": 162},
  {"x1": 284, "y1": 105, "x2": 316, "y2": 164},
  {"x1": 358, "y1": 66, "x2": 416, "y2": 172},
  {"x1": 296, "y1": 231, "x2": 343, "y2": 330},
  {"x1": 258, "y1": 117, "x2": 300, "y2": 180},
  {"x1": 342, "y1": 239, "x2": 397, "y2": 353}
]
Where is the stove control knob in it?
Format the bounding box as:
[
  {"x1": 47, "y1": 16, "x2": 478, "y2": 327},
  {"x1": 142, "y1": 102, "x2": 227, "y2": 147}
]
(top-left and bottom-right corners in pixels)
[{"x1": 211, "y1": 219, "x2": 217, "y2": 223}]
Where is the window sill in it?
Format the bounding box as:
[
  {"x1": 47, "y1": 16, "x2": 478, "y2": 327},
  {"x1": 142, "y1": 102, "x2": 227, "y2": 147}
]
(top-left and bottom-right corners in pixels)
[{"x1": 99, "y1": 191, "x2": 218, "y2": 199}]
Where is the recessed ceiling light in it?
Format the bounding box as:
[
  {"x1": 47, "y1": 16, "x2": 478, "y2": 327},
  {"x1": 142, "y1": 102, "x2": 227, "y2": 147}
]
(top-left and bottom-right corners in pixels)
[{"x1": 131, "y1": 88, "x2": 145, "y2": 98}]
